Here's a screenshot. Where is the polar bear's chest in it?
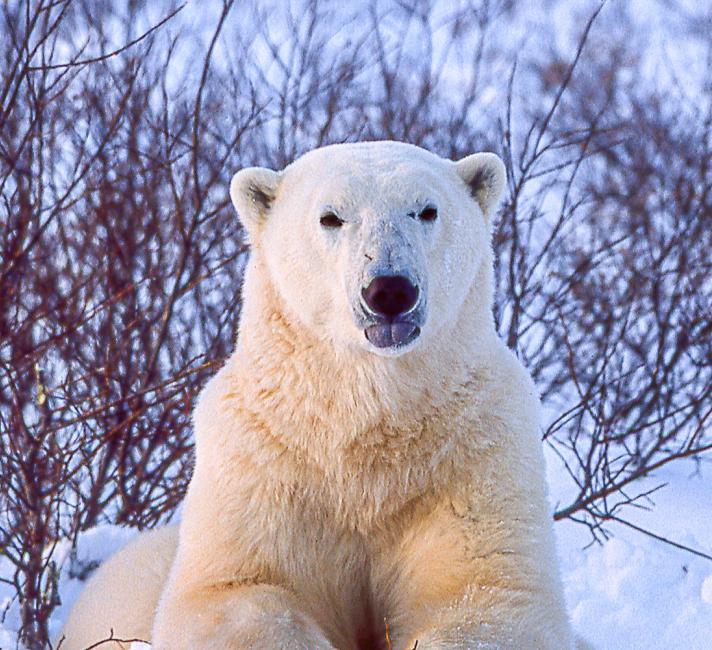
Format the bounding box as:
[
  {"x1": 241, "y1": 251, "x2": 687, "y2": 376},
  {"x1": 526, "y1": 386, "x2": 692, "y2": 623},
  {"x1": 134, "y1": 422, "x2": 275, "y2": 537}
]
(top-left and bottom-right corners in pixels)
[{"x1": 263, "y1": 495, "x2": 472, "y2": 650}]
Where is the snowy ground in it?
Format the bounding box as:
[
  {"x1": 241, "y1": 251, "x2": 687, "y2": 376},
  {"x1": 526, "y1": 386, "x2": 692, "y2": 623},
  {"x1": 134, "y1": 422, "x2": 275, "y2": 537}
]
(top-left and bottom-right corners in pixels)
[
  {"x1": 2, "y1": 458, "x2": 710, "y2": 649},
  {"x1": 547, "y1": 454, "x2": 712, "y2": 650}
]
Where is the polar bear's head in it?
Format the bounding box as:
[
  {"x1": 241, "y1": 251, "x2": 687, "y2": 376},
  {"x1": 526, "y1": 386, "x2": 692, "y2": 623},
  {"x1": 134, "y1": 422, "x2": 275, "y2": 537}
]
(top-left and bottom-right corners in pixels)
[{"x1": 230, "y1": 142, "x2": 504, "y2": 357}]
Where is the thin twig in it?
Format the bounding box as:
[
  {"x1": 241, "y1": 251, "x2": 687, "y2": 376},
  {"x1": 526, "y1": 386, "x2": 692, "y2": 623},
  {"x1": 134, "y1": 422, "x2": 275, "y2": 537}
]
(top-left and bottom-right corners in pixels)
[
  {"x1": 606, "y1": 515, "x2": 712, "y2": 562},
  {"x1": 27, "y1": 4, "x2": 186, "y2": 71}
]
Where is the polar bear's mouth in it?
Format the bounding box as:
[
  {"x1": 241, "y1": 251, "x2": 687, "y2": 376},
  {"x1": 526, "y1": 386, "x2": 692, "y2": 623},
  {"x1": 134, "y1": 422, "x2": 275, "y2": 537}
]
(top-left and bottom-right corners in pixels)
[{"x1": 364, "y1": 321, "x2": 421, "y2": 348}]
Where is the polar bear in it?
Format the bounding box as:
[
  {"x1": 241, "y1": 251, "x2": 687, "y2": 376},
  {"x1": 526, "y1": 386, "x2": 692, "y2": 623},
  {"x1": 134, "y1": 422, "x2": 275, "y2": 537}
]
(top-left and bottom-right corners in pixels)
[{"x1": 60, "y1": 141, "x2": 574, "y2": 649}]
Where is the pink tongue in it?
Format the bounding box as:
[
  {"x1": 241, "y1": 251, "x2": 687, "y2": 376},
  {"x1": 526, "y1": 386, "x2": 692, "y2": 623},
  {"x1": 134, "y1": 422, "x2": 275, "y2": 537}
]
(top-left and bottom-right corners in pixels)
[{"x1": 365, "y1": 322, "x2": 419, "y2": 348}]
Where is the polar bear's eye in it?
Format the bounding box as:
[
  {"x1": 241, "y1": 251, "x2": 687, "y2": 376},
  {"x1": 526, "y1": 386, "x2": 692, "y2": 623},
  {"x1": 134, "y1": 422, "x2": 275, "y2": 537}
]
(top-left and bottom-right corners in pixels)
[
  {"x1": 419, "y1": 206, "x2": 438, "y2": 222},
  {"x1": 320, "y1": 212, "x2": 344, "y2": 229}
]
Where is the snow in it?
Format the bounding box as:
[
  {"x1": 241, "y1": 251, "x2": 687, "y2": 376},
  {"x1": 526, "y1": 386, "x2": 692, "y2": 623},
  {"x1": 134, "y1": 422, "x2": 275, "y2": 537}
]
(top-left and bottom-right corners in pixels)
[
  {"x1": 556, "y1": 515, "x2": 712, "y2": 649},
  {"x1": 549, "y1": 452, "x2": 712, "y2": 650},
  {"x1": 701, "y1": 575, "x2": 712, "y2": 606}
]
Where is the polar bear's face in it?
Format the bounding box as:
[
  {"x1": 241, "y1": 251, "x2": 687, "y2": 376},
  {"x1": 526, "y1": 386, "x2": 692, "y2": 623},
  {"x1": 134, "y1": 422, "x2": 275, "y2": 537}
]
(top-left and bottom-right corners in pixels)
[{"x1": 231, "y1": 142, "x2": 504, "y2": 357}]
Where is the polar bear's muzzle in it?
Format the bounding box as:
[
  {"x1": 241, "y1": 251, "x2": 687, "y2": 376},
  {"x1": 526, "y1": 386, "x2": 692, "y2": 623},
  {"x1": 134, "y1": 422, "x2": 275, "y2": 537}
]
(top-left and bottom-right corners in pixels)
[{"x1": 360, "y1": 274, "x2": 422, "y2": 349}]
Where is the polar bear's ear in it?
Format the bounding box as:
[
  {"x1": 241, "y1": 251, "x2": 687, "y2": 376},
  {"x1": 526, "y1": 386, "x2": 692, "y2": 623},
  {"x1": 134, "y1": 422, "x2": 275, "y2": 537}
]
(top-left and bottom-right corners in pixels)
[
  {"x1": 230, "y1": 167, "x2": 282, "y2": 233},
  {"x1": 455, "y1": 152, "x2": 506, "y2": 218}
]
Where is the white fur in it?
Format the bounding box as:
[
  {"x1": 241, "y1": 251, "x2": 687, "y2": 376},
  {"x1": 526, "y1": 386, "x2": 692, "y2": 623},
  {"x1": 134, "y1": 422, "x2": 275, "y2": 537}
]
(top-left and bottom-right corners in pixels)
[
  {"x1": 60, "y1": 141, "x2": 574, "y2": 649},
  {"x1": 58, "y1": 526, "x2": 177, "y2": 649}
]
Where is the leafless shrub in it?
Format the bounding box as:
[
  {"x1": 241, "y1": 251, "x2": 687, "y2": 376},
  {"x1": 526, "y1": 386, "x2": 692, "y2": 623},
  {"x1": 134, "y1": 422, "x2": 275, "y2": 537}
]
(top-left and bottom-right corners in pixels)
[
  {"x1": 488, "y1": 2, "x2": 711, "y2": 547},
  {"x1": 1, "y1": 1, "x2": 254, "y2": 645}
]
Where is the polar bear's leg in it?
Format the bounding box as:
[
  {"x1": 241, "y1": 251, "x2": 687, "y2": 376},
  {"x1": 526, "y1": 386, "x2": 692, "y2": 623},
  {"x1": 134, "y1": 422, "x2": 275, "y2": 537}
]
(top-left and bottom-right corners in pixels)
[
  {"x1": 405, "y1": 589, "x2": 574, "y2": 650},
  {"x1": 58, "y1": 525, "x2": 178, "y2": 650},
  {"x1": 152, "y1": 583, "x2": 336, "y2": 650}
]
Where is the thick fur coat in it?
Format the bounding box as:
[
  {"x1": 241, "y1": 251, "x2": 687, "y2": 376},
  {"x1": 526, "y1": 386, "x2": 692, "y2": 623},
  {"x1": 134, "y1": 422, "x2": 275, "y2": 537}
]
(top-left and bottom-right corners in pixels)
[{"x1": 60, "y1": 142, "x2": 574, "y2": 649}]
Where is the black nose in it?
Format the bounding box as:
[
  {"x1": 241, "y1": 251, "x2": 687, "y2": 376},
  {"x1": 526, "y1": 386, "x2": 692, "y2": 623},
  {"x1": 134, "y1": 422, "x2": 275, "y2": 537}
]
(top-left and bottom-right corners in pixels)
[{"x1": 362, "y1": 275, "x2": 419, "y2": 319}]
